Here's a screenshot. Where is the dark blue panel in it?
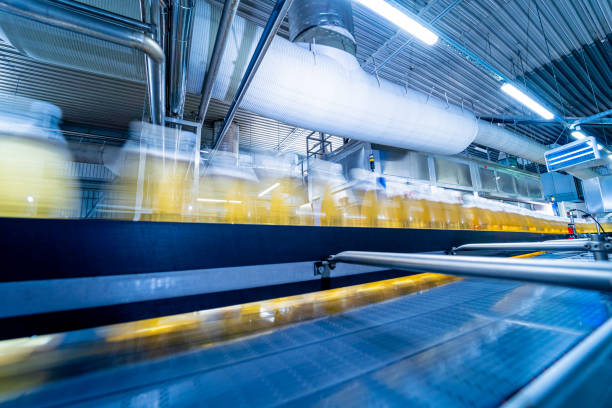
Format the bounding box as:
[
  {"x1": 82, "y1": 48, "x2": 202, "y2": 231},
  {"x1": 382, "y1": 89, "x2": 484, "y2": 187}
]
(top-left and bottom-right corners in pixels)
[{"x1": 0, "y1": 218, "x2": 562, "y2": 281}]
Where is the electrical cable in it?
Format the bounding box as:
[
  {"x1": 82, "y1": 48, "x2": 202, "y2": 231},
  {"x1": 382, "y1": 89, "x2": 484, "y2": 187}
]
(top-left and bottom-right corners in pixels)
[{"x1": 569, "y1": 208, "x2": 606, "y2": 233}]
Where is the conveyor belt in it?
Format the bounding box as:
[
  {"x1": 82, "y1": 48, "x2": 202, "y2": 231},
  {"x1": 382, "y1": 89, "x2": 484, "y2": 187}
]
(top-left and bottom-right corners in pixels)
[{"x1": 1, "y1": 275, "x2": 611, "y2": 407}]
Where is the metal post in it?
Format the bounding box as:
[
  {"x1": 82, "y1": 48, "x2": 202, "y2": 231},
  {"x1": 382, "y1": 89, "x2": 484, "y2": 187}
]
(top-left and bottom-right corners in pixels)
[
  {"x1": 590, "y1": 234, "x2": 609, "y2": 261},
  {"x1": 0, "y1": 0, "x2": 166, "y2": 125},
  {"x1": 330, "y1": 251, "x2": 612, "y2": 291},
  {"x1": 168, "y1": 0, "x2": 194, "y2": 119},
  {"x1": 147, "y1": 0, "x2": 166, "y2": 125},
  {"x1": 197, "y1": 0, "x2": 241, "y2": 123}
]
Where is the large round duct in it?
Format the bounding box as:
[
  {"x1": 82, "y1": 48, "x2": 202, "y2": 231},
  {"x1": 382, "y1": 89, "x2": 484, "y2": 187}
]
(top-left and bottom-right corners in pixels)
[
  {"x1": 187, "y1": 2, "x2": 478, "y2": 156},
  {"x1": 475, "y1": 121, "x2": 548, "y2": 165},
  {"x1": 288, "y1": 0, "x2": 356, "y2": 55}
]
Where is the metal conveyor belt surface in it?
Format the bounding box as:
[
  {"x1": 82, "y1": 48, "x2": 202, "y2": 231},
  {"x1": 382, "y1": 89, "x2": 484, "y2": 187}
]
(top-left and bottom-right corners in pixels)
[{"x1": 1, "y1": 276, "x2": 611, "y2": 407}]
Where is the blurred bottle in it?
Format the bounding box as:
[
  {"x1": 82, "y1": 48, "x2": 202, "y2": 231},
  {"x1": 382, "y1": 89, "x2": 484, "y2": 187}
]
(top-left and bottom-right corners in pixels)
[
  {"x1": 111, "y1": 123, "x2": 199, "y2": 222},
  {"x1": 200, "y1": 152, "x2": 257, "y2": 224},
  {"x1": 461, "y1": 197, "x2": 482, "y2": 230},
  {"x1": 426, "y1": 197, "x2": 445, "y2": 229},
  {"x1": 0, "y1": 96, "x2": 79, "y2": 218}
]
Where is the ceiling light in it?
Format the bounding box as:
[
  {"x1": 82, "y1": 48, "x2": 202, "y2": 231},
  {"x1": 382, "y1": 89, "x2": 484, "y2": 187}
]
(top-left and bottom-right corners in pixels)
[
  {"x1": 571, "y1": 131, "x2": 586, "y2": 140},
  {"x1": 258, "y1": 182, "x2": 280, "y2": 198},
  {"x1": 500, "y1": 84, "x2": 555, "y2": 120},
  {"x1": 354, "y1": 0, "x2": 438, "y2": 45}
]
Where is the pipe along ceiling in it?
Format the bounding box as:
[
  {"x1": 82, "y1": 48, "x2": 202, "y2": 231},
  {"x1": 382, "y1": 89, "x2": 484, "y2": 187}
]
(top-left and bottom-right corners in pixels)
[{"x1": 0, "y1": 0, "x2": 567, "y2": 167}]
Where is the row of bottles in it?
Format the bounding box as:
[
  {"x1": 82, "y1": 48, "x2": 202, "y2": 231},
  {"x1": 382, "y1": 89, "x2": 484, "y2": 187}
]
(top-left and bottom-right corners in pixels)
[
  {"x1": 107, "y1": 143, "x2": 580, "y2": 234},
  {"x1": 0, "y1": 109, "x2": 603, "y2": 235}
]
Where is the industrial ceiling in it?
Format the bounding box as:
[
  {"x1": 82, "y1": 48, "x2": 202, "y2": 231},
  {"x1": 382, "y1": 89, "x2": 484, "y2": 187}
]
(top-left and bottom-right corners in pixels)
[{"x1": 0, "y1": 0, "x2": 610, "y2": 162}]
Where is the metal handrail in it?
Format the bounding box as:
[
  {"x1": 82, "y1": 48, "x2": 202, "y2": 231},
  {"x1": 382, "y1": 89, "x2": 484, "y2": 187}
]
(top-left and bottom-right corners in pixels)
[
  {"x1": 452, "y1": 239, "x2": 591, "y2": 252},
  {"x1": 330, "y1": 251, "x2": 612, "y2": 291}
]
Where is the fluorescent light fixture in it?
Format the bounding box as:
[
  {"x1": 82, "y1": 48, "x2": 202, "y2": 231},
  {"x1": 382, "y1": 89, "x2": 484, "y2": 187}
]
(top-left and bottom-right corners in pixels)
[
  {"x1": 500, "y1": 84, "x2": 555, "y2": 120},
  {"x1": 608, "y1": 155, "x2": 612, "y2": 161},
  {"x1": 197, "y1": 198, "x2": 242, "y2": 204},
  {"x1": 354, "y1": 0, "x2": 438, "y2": 45},
  {"x1": 598, "y1": 144, "x2": 604, "y2": 150},
  {"x1": 258, "y1": 182, "x2": 280, "y2": 198},
  {"x1": 571, "y1": 131, "x2": 586, "y2": 140}
]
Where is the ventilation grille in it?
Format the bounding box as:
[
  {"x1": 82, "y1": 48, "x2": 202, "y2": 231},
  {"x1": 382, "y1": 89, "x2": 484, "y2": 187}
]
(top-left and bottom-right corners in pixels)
[
  {"x1": 545, "y1": 137, "x2": 600, "y2": 172},
  {"x1": 0, "y1": 0, "x2": 145, "y2": 82}
]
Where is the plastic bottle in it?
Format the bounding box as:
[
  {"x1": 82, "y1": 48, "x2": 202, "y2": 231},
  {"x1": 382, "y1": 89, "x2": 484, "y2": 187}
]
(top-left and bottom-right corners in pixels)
[{"x1": 0, "y1": 98, "x2": 79, "y2": 218}]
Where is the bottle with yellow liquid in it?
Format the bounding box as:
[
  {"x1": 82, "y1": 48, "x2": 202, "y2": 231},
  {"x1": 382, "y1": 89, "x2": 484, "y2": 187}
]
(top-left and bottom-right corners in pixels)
[
  {"x1": 201, "y1": 156, "x2": 258, "y2": 224},
  {"x1": 461, "y1": 198, "x2": 482, "y2": 230},
  {"x1": 403, "y1": 192, "x2": 424, "y2": 229},
  {"x1": 0, "y1": 98, "x2": 79, "y2": 219},
  {"x1": 423, "y1": 192, "x2": 445, "y2": 230},
  {"x1": 442, "y1": 194, "x2": 462, "y2": 230},
  {"x1": 320, "y1": 186, "x2": 343, "y2": 226}
]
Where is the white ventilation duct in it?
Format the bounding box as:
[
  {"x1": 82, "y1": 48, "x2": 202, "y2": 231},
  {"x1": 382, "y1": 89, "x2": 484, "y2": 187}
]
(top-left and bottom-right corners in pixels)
[
  {"x1": 187, "y1": 1, "x2": 563, "y2": 161},
  {"x1": 475, "y1": 121, "x2": 548, "y2": 165},
  {"x1": 187, "y1": 1, "x2": 477, "y2": 155}
]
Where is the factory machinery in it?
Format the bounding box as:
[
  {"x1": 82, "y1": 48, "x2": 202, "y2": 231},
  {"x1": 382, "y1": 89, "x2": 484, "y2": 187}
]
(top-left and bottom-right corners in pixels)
[
  {"x1": 0, "y1": 216, "x2": 611, "y2": 407},
  {"x1": 0, "y1": 0, "x2": 612, "y2": 407}
]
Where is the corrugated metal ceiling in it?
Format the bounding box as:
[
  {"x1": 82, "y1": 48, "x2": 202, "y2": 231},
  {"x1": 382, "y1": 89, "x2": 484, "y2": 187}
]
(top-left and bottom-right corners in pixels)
[{"x1": 0, "y1": 0, "x2": 610, "y2": 161}]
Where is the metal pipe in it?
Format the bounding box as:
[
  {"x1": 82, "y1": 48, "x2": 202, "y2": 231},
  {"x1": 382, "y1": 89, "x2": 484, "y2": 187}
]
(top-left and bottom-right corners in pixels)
[
  {"x1": 330, "y1": 251, "x2": 612, "y2": 291},
  {"x1": 571, "y1": 108, "x2": 612, "y2": 128},
  {"x1": 160, "y1": 4, "x2": 169, "y2": 56},
  {"x1": 168, "y1": 0, "x2": 194, "y2": 118},
  {"x1": 211, "y1": 0, "x2": 293, "y2": 153},
  {"x1": 453, "y1": 239, "x2": 590, "y2": 252},
  {"x1": 0, "y1": 0, "x2": 166, "y2": 125},
  {"x1": 148, "y1": 0, "x2": 166, "y2": 125},
  {"x1": 197, "y1": 0, "x2": 240, "y2": 123}
]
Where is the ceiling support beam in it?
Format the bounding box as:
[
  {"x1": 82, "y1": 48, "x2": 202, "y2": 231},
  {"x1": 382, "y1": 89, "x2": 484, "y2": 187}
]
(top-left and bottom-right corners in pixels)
[
  {"x1": 370, "y1": 0, "x2": 462, "y2": 74},
  {"x1": 570, "y1": 108, "x2": 612, "y2": 129}
]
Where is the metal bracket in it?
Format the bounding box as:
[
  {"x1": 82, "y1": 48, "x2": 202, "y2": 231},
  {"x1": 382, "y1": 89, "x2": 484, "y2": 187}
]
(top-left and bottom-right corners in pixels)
[{"x1": 314, "y1": 260, "x2": 336, "y2": 278}]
